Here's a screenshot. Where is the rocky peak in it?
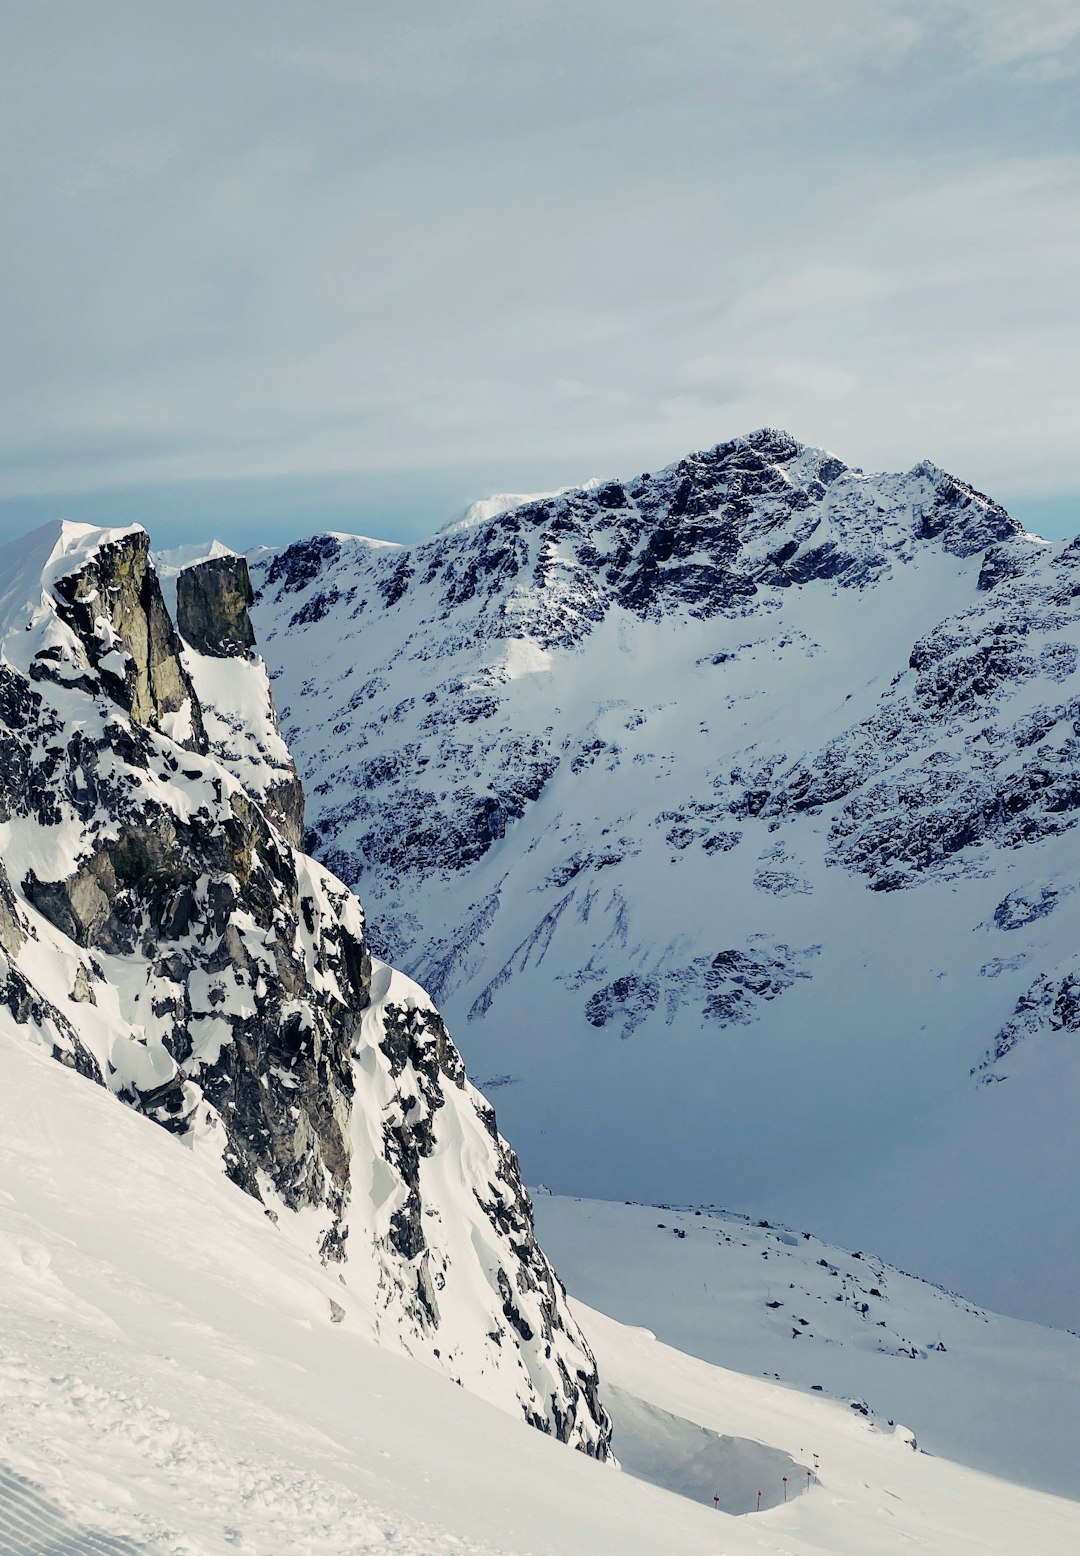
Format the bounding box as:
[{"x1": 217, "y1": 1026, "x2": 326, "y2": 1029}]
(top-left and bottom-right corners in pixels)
[
  {"x1": 253, "y1": 432, "x2": 1025, "y2": 660},
  {"x1": 50, "y1": 528, "x2": 205, "y2": 749},
  {"x1": 247, "y1": 434, "x2": 1080, "y2": 1329},
  {"x1": 173, "y1": 553, "x2": 305, "y2": 846},
  {"x1": 258, "y1": 532, "x2": 345, "y2": 599},
  {"x1": 909, "y1": 461, "x2": 1021, "y2": 557}
]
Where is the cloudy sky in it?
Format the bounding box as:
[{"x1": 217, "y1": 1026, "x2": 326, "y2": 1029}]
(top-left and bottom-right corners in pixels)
[{"x1": 2, "y1": 1, "x2": 1079, "y2": 547}]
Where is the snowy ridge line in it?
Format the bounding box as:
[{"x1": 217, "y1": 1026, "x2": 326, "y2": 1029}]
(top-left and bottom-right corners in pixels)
[{"x1": 614, "y1": 1197, "x2": 979, "y2": 1302}]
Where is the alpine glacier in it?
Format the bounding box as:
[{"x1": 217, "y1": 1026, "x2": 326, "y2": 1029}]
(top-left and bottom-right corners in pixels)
[{"x1": 249, "y1": 428, "x2": 1080, "y2": 1329}]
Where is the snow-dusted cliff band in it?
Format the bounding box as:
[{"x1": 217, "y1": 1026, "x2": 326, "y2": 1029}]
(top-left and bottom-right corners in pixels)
[
  {"x1": 0, "y1": 520, "x2": 610, "y2": 1455},
  {"x1": 250, "y1": 429, "x2": 1080, "y2": 1329}
]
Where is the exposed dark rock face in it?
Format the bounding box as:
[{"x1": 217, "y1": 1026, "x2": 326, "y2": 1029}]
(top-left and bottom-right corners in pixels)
[
  {"x1": 0, "y1": 857, "x2": 102, "y2": 1080},
  {"x1": 261, "y1": 771, "x2": 305, "y2": 848},
  {"x1": 259, "y1": 532, "x2": 343, "y2": 602},
  {"x1": 975, "y1": 960, "x2": 1080, "y2": 1080},
  {"x1": 0, "y1": 523, "x2": 610, "y2": 1458},
  {"x1": 253, "y1": 430, "x2": 1031, "y2": 900},
  {"x1": 0, "y1": 859, "x2": 24, "y2": 958},
  {"x1": 24, "y1": 787, "x2": 361, "y2": 1235},
  {"x1": 177, "y1": 554, "x2": 257, "y2": 657},
  {"x1": 371, "y1": 986, "x2": 605, "y2": 1448},
  {"x1": 583, "y1": 943, "x2": 817, "y2": 1039},
  {"x1": 9, "y1": 554, "x2": 367, "y2": 1244},
  {"x1": 586, "y1": 975, "x2": 659, "y2": 1036}
]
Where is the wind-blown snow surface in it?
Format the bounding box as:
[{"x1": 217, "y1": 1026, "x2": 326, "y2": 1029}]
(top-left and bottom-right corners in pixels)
[
  {"x1": 0, "y1": 519, "x2": 607, "y2": 1452},
  {"x1": 250, "y1": 429, "x2": 1080, "y2": 1328},
  {"x1": 3, "y1": 1030, "x2": 1079, "y2": 1556}
]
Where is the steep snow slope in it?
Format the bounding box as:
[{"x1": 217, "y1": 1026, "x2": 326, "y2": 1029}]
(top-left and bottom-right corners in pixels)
[
  {"x1": 3, "y1": 1029, "x2": 1079, "y2": 1556},
  {"x1": 0, "y1": 520, "x2": 608, "y2": 1451},
  {"x1": 250, "y1": 429, "x2": 1080, "y2": 1328}
]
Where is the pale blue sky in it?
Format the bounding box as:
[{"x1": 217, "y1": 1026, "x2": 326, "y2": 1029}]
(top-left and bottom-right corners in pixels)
[{"x1": 2, "y1": 1, "x2": 1079, "y2": 548}]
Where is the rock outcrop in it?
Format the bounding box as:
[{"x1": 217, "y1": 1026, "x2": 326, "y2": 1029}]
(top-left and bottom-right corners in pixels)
[
  {"x1": 50, "y1": 527, "x2": 204, "y2": 746},
  {"x1": 176, "y1": 553, "x2": 257, "y2": 657},
  {"x1": 176, "y1": 554, "x2": 305, "y2": 846}
]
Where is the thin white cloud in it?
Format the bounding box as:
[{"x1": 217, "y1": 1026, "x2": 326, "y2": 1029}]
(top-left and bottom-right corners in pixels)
[{"x1": 659, "y1": 155, "x2": 1080, "y2": 494}]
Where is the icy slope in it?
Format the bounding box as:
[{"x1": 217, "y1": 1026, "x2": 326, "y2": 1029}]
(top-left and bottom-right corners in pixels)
[
  {"x1": 0, "y1": 520, "x2": 607, "y2": 1452},
  {"x1": 250, "y1": 429, "x2": 1080, "y2": 1327},
  {"x1": 2, "y1": 1028, "x2": 1079, "y2": 1556}
]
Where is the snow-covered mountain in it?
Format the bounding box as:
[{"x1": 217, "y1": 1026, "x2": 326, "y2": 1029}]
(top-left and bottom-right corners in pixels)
[
  {"x1": 0, "y1": 519, "x2": 610, "y2": 1454},
  {"x1": 249, "y1": 428, "x2": 1080, "y2": 1329}
]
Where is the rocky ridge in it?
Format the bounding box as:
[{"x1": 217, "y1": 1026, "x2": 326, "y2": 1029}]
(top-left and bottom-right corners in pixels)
[{"x1": 0, "y1": 520, "x2": 610, "y2": 1454}]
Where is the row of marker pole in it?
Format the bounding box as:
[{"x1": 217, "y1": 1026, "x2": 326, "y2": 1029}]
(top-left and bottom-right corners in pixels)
[{"x1": 712, "y1": 1454, "x2": 819, "y2": 1513}]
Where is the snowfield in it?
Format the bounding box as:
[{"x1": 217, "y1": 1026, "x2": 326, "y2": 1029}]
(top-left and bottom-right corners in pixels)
[
  {"x1": 2, "y1": 1030, "x2": 1079, "y2": 1556},
  {"x1": 533, "y1": 1194, "x2": 1080, "y2": 1500}
]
